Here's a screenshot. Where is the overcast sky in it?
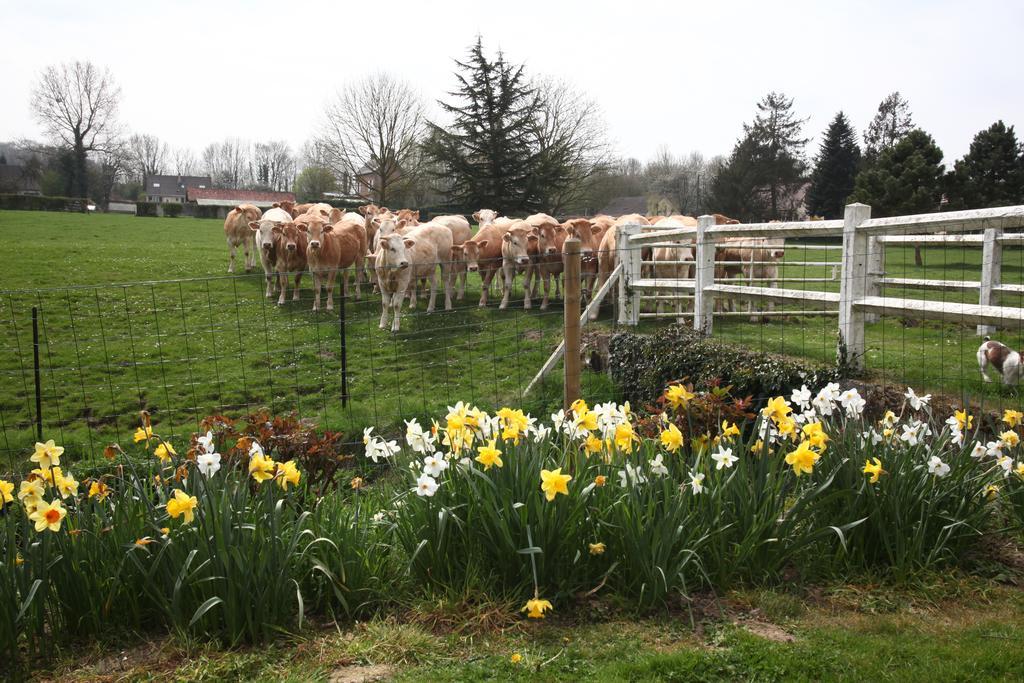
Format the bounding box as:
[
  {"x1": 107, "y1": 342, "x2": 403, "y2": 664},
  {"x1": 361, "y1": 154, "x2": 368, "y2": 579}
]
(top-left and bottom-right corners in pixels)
[{"x1": 2, "y1": 0, "x2": 1022, "y2": 165}]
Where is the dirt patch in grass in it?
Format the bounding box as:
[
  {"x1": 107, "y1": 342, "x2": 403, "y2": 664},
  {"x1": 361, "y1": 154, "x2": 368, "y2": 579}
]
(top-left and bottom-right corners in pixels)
[
  {"x1": 738, "y1": 620, "x2": 797, "y2": 642},
  {"x1": 329, "y1": 663, "x2": 395, "y2": 682}
]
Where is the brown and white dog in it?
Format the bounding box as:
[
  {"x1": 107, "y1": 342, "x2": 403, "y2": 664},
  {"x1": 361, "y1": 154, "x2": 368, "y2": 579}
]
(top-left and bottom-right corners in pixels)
[{"x1": 977, "y1": 337, "x2": 1021, "y2": 385}]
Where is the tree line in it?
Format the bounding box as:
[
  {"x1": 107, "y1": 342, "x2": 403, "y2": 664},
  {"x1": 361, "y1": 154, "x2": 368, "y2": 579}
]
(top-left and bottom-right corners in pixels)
[{"x1": 7, "y1": 41, "x2": 1023, "y2": 218}]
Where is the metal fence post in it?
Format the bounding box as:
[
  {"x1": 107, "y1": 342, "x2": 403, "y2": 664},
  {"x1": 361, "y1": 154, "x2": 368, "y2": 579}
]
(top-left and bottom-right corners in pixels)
[
  {"x1": 32, "y1": 306, "x2": 43, "y2": 442},
  {"x1": 616, "y1": 224, "x2": 642, "y2": 325},
  {"x1": 977, "y1": 226, "x2": 1003, "y2": 336},
  {"x1": 693, "y1": 215, "x2": 716, "y2": 335},
  {"x1": 563, "y1": 237, "x2": 582, "y2": 410},
  {"x1": 838, "y1": 203, "x2": 872, "y2": 371},
  {"x1": 338, "y1": 287, "x2": 349, "y2": 407}
]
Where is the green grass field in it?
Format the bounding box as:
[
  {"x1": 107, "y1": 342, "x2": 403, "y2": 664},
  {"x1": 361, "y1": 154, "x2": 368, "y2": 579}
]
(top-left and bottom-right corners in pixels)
[{"x1": 0, "y1": 210, "x2": 1020, "y2": 465}]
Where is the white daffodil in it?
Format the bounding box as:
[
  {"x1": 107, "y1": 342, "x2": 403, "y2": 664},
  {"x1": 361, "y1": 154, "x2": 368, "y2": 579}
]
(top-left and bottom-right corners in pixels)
[
  {"x1": 900, "y1": 423, "x2": 924, "y2": 447},
  {"x1": 196, "y1": 451, "x2": 221, "y2": 477},
  {"x1": 649, "y1": 453, "x2": 669, "y2": 477},
  {"x1": 711, "y1": 447, "x2": 738, "y2": 470},
  {"x1": 689, "y1": 471, "x2": 705, "y2": 494},
  {"x1": 927, "y1": 455, "x2": 950, "y2": 477},
  {"x1": 791, "y1": 385, "x2": 811, "y2": 411},
  {"x1": 405, "y1": 419, "x2": 436, "y2": 454},
  {"x1": 532, "y1": 424, "x2": 552, "y2": 443},
  {"x1": 986, "y1": 441, "x2": 1004, "y2": 459},
  {"x1": 839, "y1": 388, "x2": 866, "y2": 417},
  {"x1": 422, "y1": 454, "x2": 448, "y2": 478},
  {"x1": 617, "y1": 462, "x2": 647, "y2": 488},
  {"x1": 551, "y1": 409, "x2": 567, "y2": 431},
  {"x1": 414, "y1": 473, "x2": 438, "y2": 497},
  {"x1": 970, "y1": 442, "x2": 987, "y2": 459},
  {"x1": 365, "y1": 436, "x2": 399, "y2": 463},
  {"x1": 904, "y1": 387, "x2": 931, "y2": 411},
  {"x1": 812, "y1": 390, "x2": 835, "y2": 416},
  {"x1": 949, "y1": 426, "x2": 964, "y2": 446},
  {"x1": 197, "y1": 430, "x2": 215, "y2": 454}
]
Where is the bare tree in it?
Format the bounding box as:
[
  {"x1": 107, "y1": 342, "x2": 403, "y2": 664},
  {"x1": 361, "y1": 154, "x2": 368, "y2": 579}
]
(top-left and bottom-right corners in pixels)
[
  {"x1": 530, "y1": 77, "x2": 612, "y2": 213},
  {"x1": 171, "y1": 147, "x2": 198, "y2": 176},
  {"x1": 646, "y1": 148, "x2": 720, "y2": 216},
  {"x1": 30, "y1": 60, "x2": 122, "y2": 197},
  {"x1": 317, "y1": 73, "x2": 425, "y2": 205},
  {"x1": 202, "y1": 138, "x2": 250, "y2": 188},
  {"x1": 252, "y1": 140, "x2": 295, "y2": 191},
  {"x1": 126, "y1": 133, "x2": 167, "y2": 183}
]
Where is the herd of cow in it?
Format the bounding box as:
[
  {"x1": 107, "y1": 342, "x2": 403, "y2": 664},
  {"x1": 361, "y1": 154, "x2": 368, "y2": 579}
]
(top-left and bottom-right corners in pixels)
[{"x1": 222, "y1": 202, "x2": 786, "y2": 332}]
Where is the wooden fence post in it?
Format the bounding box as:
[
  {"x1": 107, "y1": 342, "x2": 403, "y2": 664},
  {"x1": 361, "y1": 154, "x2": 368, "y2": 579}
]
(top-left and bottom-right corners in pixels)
[
  {"x1": 977, "y1": 226, "x2": 1003, "y2": 336},
  {"x1": 693, "y1": 215, "x2": 716, "y2": 335},
  {"x1": 563, "y1": 237, "x2": 582, "y2": 410},
  {"x1": 838, "y1": 203, "x2": 871, "y2": 371},
  {"x1": 864, "y1": 235, "x2": 883, "y2": 323},
  {"x1": 616, "y1": 224, "x2": 642, "y2": 325}
]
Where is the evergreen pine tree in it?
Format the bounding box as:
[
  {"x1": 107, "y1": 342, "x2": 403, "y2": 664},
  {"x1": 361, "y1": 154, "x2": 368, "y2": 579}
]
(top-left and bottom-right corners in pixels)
[
  {"x1": 850, "y1": 129, "x2": 945, "y2": 216},
  {"x1": 806, "y1": 112, "x2": 861, "y2": 218},
  {"x1": 944, "y1": 120, "x2": 1024, "y2": 210},
  {"x1": 863, "y1": 91, "x2": 914, "y2": 165},
  {"x1": 425, "y1": 37, "x2": 541, "y2": 213}
]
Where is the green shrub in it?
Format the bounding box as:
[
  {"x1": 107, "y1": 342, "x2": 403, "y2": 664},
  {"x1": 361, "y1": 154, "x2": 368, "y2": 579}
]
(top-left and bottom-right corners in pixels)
[
  {"x1": 161, "y1": 202, "x2": 183, "y2": 218},
  {"x1": 609, "y1": 324, "x2": 839, "y2": 409},
  {"x1": 0, "y1": 194, "x2": 88, "y2": 211},
  {"x1": 135, "y1": 201, "x2": 158, "y2": 217}
]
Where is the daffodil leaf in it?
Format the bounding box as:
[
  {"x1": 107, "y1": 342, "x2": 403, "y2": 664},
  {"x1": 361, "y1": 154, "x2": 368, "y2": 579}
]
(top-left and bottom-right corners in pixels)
[{"x1": 189, "y1": 596, "x2": 223, "y2": 627}]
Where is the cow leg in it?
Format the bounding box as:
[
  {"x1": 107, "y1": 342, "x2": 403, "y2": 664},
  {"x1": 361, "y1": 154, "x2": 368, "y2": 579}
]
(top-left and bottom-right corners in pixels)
[
  {"x1": 523, "y1": 266, "x2": 532, "y2": 310},
  {"x1": 277, "y1": 272, "x2": 288, "y2": 305},
  {"x1": 426, "y1": 270, "x2": 438, "y2": 313},
  {"x1": 499, "y1": 263, "x2": 513, "y2": 310},
  {"x1": 243, "y1": 240, "x2": 252, "y2": 272},
  {"x1": 312, "y1": 271, "x2": 322, "y2": 311},
  {"x1": 227, "y1": 239, "x2": 236, "y2": 273},
  {"x1": 326, "y1": 270, "x2": 338, "y2": 311},
  {"x1": 408, "y1": 277, "x2": 418, "y2": 310},
  {"x1": 479, "y1": 271, "x2": 491, "y2": 307},
  {"x1": 443, "y1": 264, "x2": 452, "y2": 310},
  {"x1": 391, "y1": 286, "x2": 405, "y2": 332},
  {"x1": 292, "y1": 272, "x2": 302, "y2": 301},
  {"x1": 379, "y1": 291, "x2": 391, "y2": 330},
  {"x1": 540, "y1": 270, "x2": 551, "y2": 310}
]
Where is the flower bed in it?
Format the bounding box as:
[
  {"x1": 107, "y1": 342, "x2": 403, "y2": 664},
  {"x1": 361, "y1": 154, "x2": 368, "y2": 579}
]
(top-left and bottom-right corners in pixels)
[{"x1": 2, "y1": 385, "x2": 1022, "y2": 669}]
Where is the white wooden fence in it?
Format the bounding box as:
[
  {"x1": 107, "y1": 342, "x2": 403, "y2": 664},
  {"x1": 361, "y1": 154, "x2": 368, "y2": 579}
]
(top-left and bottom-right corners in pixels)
[{"x1": 616, "y1": 203, "x2": 1024, "y2": 372}]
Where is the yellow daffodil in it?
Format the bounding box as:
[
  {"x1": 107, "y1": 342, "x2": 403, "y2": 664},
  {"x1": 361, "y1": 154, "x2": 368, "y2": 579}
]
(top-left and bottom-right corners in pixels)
[
  {"x1": 1004, "y1": 409, "x2": 1023, "y2": 428},
  {"x1": 521, "y1": 597, "x2": 553, "y2": 619},
  {"x1": 350, "y1": 476, "x2": 365, "y2": 490},
  {"x1": 570, "y1": 398, "x2": 589, "y2": 416},
  {"x1": 510, "y1": 653, "x2": 523, "y2": 664},
  {"x1": 761, "y1": 396, "x2": 792, "y2": 424},
  {"x1": 134, "y1": 537, "x2": 155, "y2": 547},
  {"x1": 56, "y1": 472, "x2": 79, "y2": 499},
  {"x1": 154, "y1": 441, "x2": 177, "y2": 462},
  {"x1": 540, "y1": 468, "x2": 572, "y2": 502},
  {"x1": 720, "y1": 420, "x2": 740, "y2": 441},
  {"x1": 801, "y1": 422, "x2": 829, "y2": 452},
  {"x1": 31, "y1": 439, "x2": 64, "y2": 470},
  {"x1": 574, "y1": 409, "x2": 598, "y2": 432},
  {"x1": 660, "y1": 423, "x2": 684, "y2": 453},
  {"x1": 249, "y1": 453, "x2": 277, "y2": 484},
  {"x1": 614, "y1": 422, "x2": 638, "y2": 453},
  {"x1": 583, "y1": 433, "x2": 604, "y2": 455},
  {"x1": 15, "y1": 553, "x2": 24, "y2": 566},
  {"x1": 28, "y1": 499, "x2": 66, "y2": 532},
  {"x1": 133, "y1": 425, "x2": 154, "y2": 445},
  {"x1": 0, "y1": 480, "x2": 14, "y2": 509},
  {"x1": 1000, "y1": 430, "x2": 1020, "y2": 448},
  {"x1": 588, "y1": 542, "x2": 606, "y2": 555},
  {"x1": 665, "y1": 384, "x2": 695, "y2": 410},
  {"x1": 32, "y1": 466, "x2": 63, "y2": 488},
  {"x1": 475, "y1": 439, "x2": 504, "y2": 470},
  {"x1": 985, "y1": 484, "x2": 1000, "y2": 500},
  {"x1": 776, "y1": 417, "x2": 797, "y2": 440},
  {"x1": 1015, "y1": 462, "x2": 1024, "y2": 478},
  {"x1": 160, "y1": 527, "x2": 170, "y2": 536},
  {"x1": 862, "y1": 457, "x2": 885, "y2": 484},
  {"x1": 594, "y1": 475, "x2": 607, "y2": 487},
  {"x1": 752, "y1": 439, "x2": 765, "y2": 454},
  {"x1": 954, "y1": 409, "x2": 973, "y2": 433},
  {"x1": 276, "y1": 460, "x2": 301, "y2": 490},
  {"x1": 165, "y1": 489, "x2": 198, "y2": 524},
  {"x1": 18, "y1": 479, "x2": 45, "y2": 506},
  {"x1": 88, "y1": 481, "x2": 111, "y2": 501},
  {"x1": 784, "y1": 441, "x2": 819, "y2": 477}
]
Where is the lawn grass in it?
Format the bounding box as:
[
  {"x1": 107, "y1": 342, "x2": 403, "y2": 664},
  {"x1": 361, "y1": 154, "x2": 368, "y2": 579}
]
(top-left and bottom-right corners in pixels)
[
  {"x1": 40, "y1": 579, "x2": 1024, "y2": 681},
  {"x1": 0, "y1": 210, "x2": 1019, "y2": 466}
]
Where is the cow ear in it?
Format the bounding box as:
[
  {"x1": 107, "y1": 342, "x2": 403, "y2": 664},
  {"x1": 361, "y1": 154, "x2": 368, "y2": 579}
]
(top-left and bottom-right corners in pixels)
[
  {"x1": 502, "y1": 232, "x2": 513, "y2": 242},
  {"x1": 272, "y1": 202, "x2": 280, "y2": 208},
  {"x1": 272, "y1": 225, "x2": 283, "y2": 234},
  {"x1": 324, "y1": 224, "x2": 334, "y2": 232},
  {"x1": 403, "y1": 238, "x2": 416, "y2": 248},
  {"x1": 372, "y1": 216, "x2": 382, "y2": 227},
  {"x1": 412, "y1": 211, "x2": 420, "y2": 220},
  {"x1": 472, "y1": 211, "x2": 481, "y2": 221},
  {"x1": 298, "y1": 224, "x2": 309, "y2": 233},
  {"x1": 358, "y1": 205, "x2": 368, "y2": 215},
  {"x1": 397, "y1": 218, "x2": 408, "y2": 229},
  {"x1": 555, "y1": 225, "x2": 566, "y2": 234},
  {"x1": 249, "y1": 221, "x2": 259, "y2": 231},
  {"x1": 450, "y1": 245, "x2": 463, "y2": 255},
  {"x1": 477, "y1": 239, "x2": 488, "y2": 249}
]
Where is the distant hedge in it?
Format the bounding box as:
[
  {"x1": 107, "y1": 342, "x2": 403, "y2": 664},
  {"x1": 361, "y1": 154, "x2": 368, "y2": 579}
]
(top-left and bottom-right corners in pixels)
[
  {"x1": 609, "y1": 324, "x2": 841, "y2": 408},
  {"x1": 161, "y1": 202, "x2": 183, "y2": 218},
  {"x1": 190, "y1": 205, "x2": 220, "y2": 219},
  {"x1": 0, "y1": 194, "x2": 88, "y2": 212},
  {"x1": 136, "y1": 202, "x2": 158, "y2": 217}
]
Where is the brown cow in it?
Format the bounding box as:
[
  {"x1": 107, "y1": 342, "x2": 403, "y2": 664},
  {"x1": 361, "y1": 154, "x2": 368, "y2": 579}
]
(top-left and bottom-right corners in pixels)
[
  {"x1": 530, "y1": 222, "x2": 567, "y2": 310},
  {"x1": 302, "y1": 215, "x2": 367, "y2": 310},
  {"x1": 272, "y1": 221, "x2": 308, "y2": 305},
  {"x1": 291, "y1": 203, "x2": 314, "y2": 218},
  {"x1": 375, "y1": 233, "x2": 439, "y2": 332},
  {"x1": 224, "y1": 204, "x2": 261, "y2": 273},
  {"x1": 453, "y1": 222, "x2": 510, "y2": 307},
  {"x1": 499, "y1": 222, "x2": 538, "y2": 310}
]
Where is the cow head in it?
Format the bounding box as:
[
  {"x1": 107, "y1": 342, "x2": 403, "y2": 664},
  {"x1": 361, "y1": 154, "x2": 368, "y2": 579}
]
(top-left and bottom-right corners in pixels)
[
  {"x1": 461, "y1": 239, "x2": 488, "y2": 272},
  {"x1": 502, "y1": 227, "x2": 535, "y2": 266},
  {"x1": 532, "y1": 224, "x2": 560, "y2": 255},
  {"x1": 300, "y1": 215, "x2": 333, "y2": 251},
  {"x1": 358, "y1": 203, "x2": 380, "y2": 218},
  {"x1": 274, "y1": 222, "x2": 305, "y2": 253},
  {"x1": 562, "y1": 219, "x2": 596, "y2": 253},
  {"x1": 379, "y1": 233, "x2": 415, "y2": 269},
  {"x1": 250, "y1": 219, "x2": 279, "y2": 251},
  {"x1": 473, "y1": 209, "x2": 498, "y2": 227}
]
